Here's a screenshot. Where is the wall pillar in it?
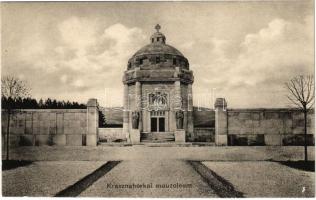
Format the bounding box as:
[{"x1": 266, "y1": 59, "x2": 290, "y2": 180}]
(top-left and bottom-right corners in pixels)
[
  {"x1": 87, "y1": 98, "x2": 99, "y2": 146},
  {"x1": 136, "y1": 81, "x2": 142, "y2": 132},
  {"x1": 215, "y1": 98, "x2": 228, "y2": 146},
  {"x1": 123, "y1": 84, "x2": 130, "y2": 142}
]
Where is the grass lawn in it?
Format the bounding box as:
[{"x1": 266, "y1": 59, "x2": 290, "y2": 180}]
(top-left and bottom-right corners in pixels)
[
  {"x1": 202, "y1": 161, "x2": 315, "y2": 197},
  {"x1": 2, "y1": 161, "x2": 106, "y2": 196}
]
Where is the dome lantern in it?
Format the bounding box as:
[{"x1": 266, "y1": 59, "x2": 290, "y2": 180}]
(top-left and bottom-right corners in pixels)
[{"x1": 150, "y1": 24, "x2": 166, "y2": 44}]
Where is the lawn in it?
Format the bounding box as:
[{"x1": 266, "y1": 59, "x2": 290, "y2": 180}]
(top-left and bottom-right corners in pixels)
[
  {"x1": 202, "y1": 161, "x2": 315, "y2": 197},
  {"x1": 2, "y1": 161, "x2": 106, "y2": 196}
]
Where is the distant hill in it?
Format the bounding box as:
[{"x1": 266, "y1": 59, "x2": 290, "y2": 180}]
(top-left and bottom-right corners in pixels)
[
  {"x1": 99, "y1": 107, "x2": 123, "y2": 126},
  {"x1": 99, "y1": 106, "x2": 215, "y2": 128},
  {"x1": 193, "y1": 107, "x2": 215, "y2": 127}
]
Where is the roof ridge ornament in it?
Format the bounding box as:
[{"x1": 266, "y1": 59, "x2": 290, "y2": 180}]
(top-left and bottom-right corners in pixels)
[{"x1": 155, "y1": 24, "x2": 161, "y2": 32}]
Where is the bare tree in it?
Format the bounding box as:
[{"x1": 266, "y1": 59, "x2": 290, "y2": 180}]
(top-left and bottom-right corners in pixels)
[
  {"x1": 285, "y1": 75, "x2": 314, "y2": 162},
  {"x1": 1, "y1": 76, "x2": 30, "y2": 160}
]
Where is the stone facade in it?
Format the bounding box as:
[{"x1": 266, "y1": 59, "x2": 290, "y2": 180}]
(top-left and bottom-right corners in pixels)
[{"x1": 122, "y1": 25, "x2": 194, "y2": 142}]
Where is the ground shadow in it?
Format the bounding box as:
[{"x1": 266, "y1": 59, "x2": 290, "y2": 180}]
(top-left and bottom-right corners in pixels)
[
  {"x1": 188, "y1": 161, "x2": 244, "y2": 198},
  {"x1": 2, "y1": 160, "x2": 33, "y2": 171},
  {"x1": 278, "y1": 160, "x2": 315, "y2": 172},
  {"x1": 55, "y1": 161, "x2": 121, "y2": 197}
]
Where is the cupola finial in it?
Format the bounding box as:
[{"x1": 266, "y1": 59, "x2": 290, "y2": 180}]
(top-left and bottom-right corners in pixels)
[{"x1": 155, "y1": 24, "x2": 161, "y2": 32}]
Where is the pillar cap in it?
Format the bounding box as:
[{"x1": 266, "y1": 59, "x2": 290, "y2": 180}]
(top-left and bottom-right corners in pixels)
[
  {"x1": 214, "y1": 98, "x2": 227, "y2": 110},
  {"x1": 87, "y1": 98, "x2": 98, "y2": 107}
]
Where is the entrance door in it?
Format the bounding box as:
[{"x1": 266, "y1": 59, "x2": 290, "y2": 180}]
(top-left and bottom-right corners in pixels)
[
  {"x1": 159, "y1": 118, "x2": 165, "y2": 132},
  {"x1": 151, "y1": 117, "x2": 158, "y2": 132},
  {"x1": 150, "y1": 111, "x2": 166, "y2": 132},
  {"x1": 150, "y1": 117, "x2": 165, "y2": 132}
]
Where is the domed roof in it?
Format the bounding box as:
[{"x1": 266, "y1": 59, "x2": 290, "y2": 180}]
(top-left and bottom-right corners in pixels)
[
  {"x1": 132, "y1": 43, "x2": 184, "y2": 57},
  {"x1": 123, "y1": 24, "x2": 193, "y2": 84},
  {"x1": 131, "y1": 24, "x2": 184, "y2": 58}
]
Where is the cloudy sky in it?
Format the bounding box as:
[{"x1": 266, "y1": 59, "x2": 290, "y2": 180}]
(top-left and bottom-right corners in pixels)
[{"x1": 2, "y1": 1, "x2": 314, "y2": 108}]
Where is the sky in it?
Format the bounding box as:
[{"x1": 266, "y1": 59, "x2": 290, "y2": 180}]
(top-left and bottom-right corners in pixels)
[{"x1": 1, "y1": 1, "x2": 314, "y2": 108}]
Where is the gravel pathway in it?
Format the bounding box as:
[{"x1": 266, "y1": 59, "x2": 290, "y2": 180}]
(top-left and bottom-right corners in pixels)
[
  {"x1": 80, "y1": 159, "x2": 217, "y2": 197},
  {"x1": 203, "y1": 161, "x2": 315, "y2": 197},
  {"x1": 2, "y1": 161, "x2": 105, "y2": 196}
]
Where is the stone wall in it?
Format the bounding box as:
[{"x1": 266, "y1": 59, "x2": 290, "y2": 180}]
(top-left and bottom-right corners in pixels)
[
  {"x1": 2, "y1": 109, "x2": 86, "y2": 147},
  {"x1": 2, "y1": 99, "x2": 99, "y2": 148},
  {"x1": 214, "y1": 97, "x2": 315, "y2": 146},
  {"x1": 98, "y1": 128, "x2": 125, "y2": 142},
  {"x1": 193, "y1": 128, "x2": 215, "y2": 142},
  {"x1": 227, "y1": 109, "x2": 315, "y2": 146}
]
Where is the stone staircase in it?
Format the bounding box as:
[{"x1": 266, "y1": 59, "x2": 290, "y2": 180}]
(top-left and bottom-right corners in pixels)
[{"x1": 141, "y1": 132, "x2": 175, "y2": 143}]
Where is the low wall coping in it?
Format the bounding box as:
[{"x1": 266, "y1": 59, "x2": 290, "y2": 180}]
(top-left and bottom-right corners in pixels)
[
  {"x1": 99, "y1": 128, "x2": 123, "y2": 130},
  {"x1": 227, "y1": 108, "x2": 313, "y2": 112}
]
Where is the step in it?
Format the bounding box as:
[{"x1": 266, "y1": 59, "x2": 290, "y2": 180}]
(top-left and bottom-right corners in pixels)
[
  {"x1": 138, "y1": 142, "x2": 216, "y2": 147},
  {"x1": 141, "y1": 132, "x2": 175, "y2": 142},
  {"x1": 141, "y1": 136, "x2": 175, "y2": 140},
  {"x1": 141, "y1": 138, "x2": 175, "y2": 142},
  {"x1": 98, "y1": 142, "x2": 216, "y2": 146}
]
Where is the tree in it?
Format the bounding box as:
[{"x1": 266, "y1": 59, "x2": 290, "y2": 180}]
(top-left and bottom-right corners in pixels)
[
  {"x1": 1, "y1": 76, "x2": 30, "y2": 160},
  {"x1": 52, "y1": 99, "x2": 57, "y2": 108},
  {"x1": 99, "y1": 110, "x2": 106, "y2": 127},
  {"x1": 38, "y1": 99, "x2": 44, "y2": 108},
  {"x1": 285, "y1": 75, "x2": 314, "y2": 162},
  {"x1": 44, "y1": 98, "x2": 51, "y2": 108}
]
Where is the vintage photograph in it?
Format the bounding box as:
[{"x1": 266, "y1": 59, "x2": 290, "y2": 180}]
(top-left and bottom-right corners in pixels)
[{"x1": 1, "y1": 0, "x2": 315, "y2": 197}]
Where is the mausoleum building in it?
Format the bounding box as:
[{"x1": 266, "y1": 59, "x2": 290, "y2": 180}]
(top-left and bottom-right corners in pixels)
[{"x1": 122, "y1": 24, "x2": 194, "y2": 143}]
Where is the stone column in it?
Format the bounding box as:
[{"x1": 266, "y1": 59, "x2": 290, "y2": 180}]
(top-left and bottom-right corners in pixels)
[
  {"x1": 136, "y1": 81, "x2": 142, "y2": 132},
  {"x1": 174, "y1": 80, "x2": 186, "y2": 142},
  {"x1": 174, "y1": 80, "x2": 181, "y2": 110},
  {"x1": 87, "y1": 98, "x2": 99, "y2": 146},
  {"x1": 123, "y1": 84, "x2": 130, "y2": 142},
  {"x1": 215, "y1": 98, "x2": 228, "y2": 146},
  {"x1": 173, "y1": 68, "x2": 182, "y2": 132},
  {"x1": 130, "y1": 81, "x2": 141, "y2": 144},
  {"x1": 187, "y1": 84, "x2": 194, "y2": 140}
]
